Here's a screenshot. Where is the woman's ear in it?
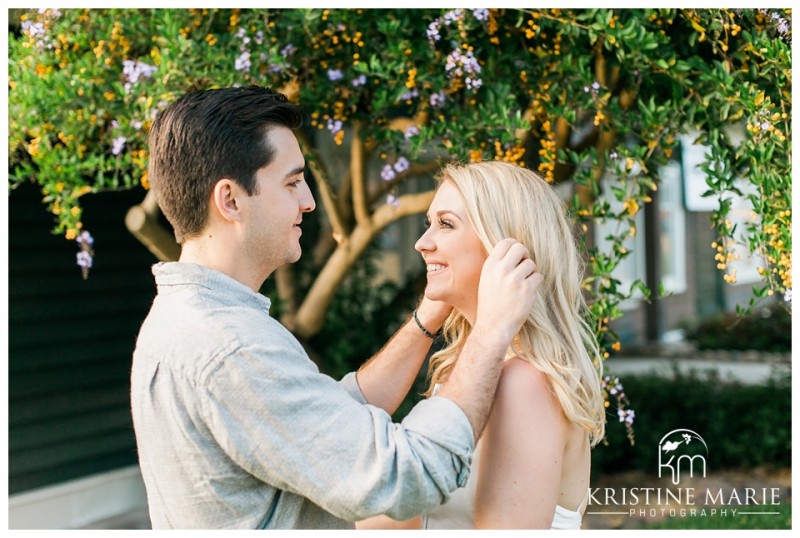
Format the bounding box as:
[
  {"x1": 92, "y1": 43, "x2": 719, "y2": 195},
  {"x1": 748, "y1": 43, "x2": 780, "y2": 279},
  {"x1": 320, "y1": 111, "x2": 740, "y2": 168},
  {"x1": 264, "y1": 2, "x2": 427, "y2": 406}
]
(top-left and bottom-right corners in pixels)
[{"x1": 210, "y1": 178, "x2": 243, "y2": 223}]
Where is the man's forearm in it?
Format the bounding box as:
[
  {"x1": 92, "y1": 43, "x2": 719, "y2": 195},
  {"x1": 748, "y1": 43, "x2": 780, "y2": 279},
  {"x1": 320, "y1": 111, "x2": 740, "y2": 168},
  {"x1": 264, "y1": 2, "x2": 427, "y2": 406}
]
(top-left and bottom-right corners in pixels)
[
  {"x1": 355, "y1": 315, "x2": 435, "y2": 415},
  {"x1": 436, "y1": 325, "x2": 509, "y2": 442}
]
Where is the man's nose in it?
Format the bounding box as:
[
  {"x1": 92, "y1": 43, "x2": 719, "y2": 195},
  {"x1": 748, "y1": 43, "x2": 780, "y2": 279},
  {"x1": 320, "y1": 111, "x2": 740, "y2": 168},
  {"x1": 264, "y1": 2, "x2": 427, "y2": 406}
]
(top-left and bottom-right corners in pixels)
[{"x1": 301, "y1": 183, "x2": 316, "y2": 213}]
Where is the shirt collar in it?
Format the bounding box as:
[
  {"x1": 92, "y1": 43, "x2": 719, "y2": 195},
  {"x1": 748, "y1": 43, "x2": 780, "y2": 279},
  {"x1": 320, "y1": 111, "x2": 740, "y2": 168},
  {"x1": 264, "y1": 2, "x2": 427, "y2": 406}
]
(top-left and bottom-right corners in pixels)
[{"x1": 152, "y1": 261, "x2": 272, "y2": 313}]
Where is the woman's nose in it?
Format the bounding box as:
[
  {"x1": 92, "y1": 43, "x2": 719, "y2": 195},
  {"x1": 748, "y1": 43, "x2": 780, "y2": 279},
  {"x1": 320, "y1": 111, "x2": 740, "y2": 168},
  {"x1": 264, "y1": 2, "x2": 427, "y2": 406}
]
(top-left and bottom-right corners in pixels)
[{"x1": 415, "y1": 227, "x2": 434, "y2": 254}]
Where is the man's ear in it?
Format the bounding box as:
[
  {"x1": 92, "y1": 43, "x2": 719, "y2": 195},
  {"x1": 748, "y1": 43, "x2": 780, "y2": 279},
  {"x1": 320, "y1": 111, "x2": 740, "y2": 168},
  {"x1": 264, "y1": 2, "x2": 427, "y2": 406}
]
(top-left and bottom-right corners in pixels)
[{"x1": 211, "y1": 178, "x2": 243, "y2": 223}]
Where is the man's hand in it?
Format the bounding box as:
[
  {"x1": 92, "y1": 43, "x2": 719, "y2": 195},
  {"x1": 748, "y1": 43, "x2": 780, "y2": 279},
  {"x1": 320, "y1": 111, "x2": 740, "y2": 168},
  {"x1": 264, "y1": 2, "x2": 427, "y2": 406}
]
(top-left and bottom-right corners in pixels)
[{"x1": 474, "y1": 238, "x2": 543, "y2": 346}]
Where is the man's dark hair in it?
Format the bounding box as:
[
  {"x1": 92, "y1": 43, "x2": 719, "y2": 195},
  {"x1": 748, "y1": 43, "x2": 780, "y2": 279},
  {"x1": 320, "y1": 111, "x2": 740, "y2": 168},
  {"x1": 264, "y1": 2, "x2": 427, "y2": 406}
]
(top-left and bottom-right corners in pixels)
[{"x1": 147, "y1": 85, "x2": 304, "y2": 243}]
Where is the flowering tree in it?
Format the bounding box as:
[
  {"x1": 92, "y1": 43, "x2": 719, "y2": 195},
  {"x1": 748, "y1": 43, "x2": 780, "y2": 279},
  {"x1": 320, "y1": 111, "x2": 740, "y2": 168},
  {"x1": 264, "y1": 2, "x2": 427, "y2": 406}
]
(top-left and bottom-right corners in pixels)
[{"x1": 9, "y1": 8, "x2": 792, "y2": 436}]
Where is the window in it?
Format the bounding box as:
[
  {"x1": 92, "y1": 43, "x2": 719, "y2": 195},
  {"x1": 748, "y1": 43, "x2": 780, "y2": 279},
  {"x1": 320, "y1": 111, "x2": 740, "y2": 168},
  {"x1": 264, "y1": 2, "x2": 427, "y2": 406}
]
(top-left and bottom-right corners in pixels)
[{"x1": 658, "y1": 161, "x2": 687, "y2": 294}]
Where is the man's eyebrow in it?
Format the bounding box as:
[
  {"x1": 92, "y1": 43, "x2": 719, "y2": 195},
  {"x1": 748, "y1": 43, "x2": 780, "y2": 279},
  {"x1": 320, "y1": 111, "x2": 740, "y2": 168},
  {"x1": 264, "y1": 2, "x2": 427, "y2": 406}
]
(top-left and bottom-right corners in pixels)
[{"x1": 284, "y1": 165, "x2": 306, "y2": 179}]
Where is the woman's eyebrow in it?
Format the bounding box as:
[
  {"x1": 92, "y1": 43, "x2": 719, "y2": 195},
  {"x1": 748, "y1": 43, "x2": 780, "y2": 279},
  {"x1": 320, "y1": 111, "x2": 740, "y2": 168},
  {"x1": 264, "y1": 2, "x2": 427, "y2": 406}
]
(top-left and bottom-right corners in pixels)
[{"x1": 435, "y1": 210, "x2": 463, "y2": 221}]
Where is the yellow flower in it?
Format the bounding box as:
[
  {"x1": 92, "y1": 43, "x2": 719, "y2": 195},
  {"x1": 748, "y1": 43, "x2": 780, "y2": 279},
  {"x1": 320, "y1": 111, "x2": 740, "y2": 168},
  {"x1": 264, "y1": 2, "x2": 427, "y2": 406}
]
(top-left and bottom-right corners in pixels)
[
  {"x1": 622, "y1": 198, "x2": 640, "y2": 218},
  {"x1": 75, "y1": 186, "x2": 92, "y2": 197},
  {"x1": 65, "y1": 229, "x2": 77, "y2": 240}
]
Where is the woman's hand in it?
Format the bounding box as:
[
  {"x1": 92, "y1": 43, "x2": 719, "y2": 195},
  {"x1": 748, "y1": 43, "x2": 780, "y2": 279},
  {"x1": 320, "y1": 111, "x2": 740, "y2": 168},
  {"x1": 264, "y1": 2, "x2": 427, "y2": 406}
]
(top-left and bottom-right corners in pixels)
[{"x1": 414, "y1": 295, "x2": 453, "y2": 335}]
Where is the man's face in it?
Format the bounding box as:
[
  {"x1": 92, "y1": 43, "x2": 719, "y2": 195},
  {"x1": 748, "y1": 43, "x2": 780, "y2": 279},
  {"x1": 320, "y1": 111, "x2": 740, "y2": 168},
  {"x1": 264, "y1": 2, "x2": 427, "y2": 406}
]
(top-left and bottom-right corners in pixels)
[{"x1": 243, "y1": 126, "x2": 315, "y2": 275}]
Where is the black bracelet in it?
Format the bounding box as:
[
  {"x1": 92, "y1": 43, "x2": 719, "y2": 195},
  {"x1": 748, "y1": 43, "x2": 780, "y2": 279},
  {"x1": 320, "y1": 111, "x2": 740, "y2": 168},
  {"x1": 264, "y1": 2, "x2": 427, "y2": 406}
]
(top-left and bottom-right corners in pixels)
[{"x1": 412, "y1": 309, "x2": 436, "y2": 339}]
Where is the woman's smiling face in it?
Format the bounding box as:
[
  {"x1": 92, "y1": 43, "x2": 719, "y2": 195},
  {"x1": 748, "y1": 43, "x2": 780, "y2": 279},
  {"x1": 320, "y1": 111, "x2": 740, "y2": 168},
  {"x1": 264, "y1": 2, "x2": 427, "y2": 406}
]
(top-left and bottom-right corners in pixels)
[{"x1": 415, "y1": 180, "x2": 487, "y2": 318}]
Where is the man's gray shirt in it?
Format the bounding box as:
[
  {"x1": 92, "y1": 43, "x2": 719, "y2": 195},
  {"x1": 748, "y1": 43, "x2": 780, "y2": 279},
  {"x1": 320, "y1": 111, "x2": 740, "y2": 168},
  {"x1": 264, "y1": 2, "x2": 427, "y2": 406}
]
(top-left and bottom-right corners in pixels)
[{"x1": 130, "y1": 262, "x2": 474, "y2": 529}]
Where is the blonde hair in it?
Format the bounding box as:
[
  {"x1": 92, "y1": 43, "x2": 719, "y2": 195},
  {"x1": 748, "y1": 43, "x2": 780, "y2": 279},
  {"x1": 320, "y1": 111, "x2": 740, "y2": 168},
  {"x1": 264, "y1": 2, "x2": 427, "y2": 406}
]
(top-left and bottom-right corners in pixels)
[{"x1": 425, "y1": 161, "x2": 606, "y2": 445}]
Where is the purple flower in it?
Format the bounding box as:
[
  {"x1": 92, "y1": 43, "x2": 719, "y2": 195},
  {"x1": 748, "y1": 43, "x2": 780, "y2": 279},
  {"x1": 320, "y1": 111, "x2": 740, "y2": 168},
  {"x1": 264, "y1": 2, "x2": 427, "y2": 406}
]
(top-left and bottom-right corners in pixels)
[
  {"x1": 235, "y1": 51, "x2": 252, "y2": 72},
  {"x1": 280, "y1": 43, "x2": 297, "y2": 57},
  {"x1": 465, "y1": 77, "x2": 483, "y2": 90},
  {"x1": 427, "y1": 22, "x2": 441, "y2": 42},
  {"x1": 122, "y1": 60, "x2": 157, "y2": 85},
  {"x1": 404, "y1": 126, "x2": 419, "y2": 139},
  {"x1": 386, "y1": 193, "x2": 400, "y2": 207},
  {"x1": 445, "y1": 49, "x2": 482, "y2": 86},
  {"x1": 472, "y1": 8, "x2": 489, "y2": 21},
  {"x1": 400, "y1": 88, "x2": 419, "y2": 101},
  {"x1": 77, "y1": 250, "x2": 93, "y2": 268},
  {"x1": 111, "y1": 136, "x2": 127, "y2": 156},
  {"x1": 76, "y1": 230, "x2": 94, "y2": 246},
  {"x1": 430, "y1": 91, "x2": 446, "y2": 107},
  {"x1": 351, "y1": 74, "x2": 367, "y2": 87},
  {"x1": 327, "y1": 69, "x2": 344, "y2": 81},
  {"x1": 130, "y1": 120, "x2": 142, "y2": 131},
  {"x1": 381, "y1": 164, "x2": 396, "y2": 181},
  {"x1": 393, "y1": 157, "x2": 410, "y2": 173},
  {"x1": 443, "y1": 9, "x2": 463, "y2": 26},
  {"x1": 327, "y1": 118, "x2": 343, "y2": 134}
]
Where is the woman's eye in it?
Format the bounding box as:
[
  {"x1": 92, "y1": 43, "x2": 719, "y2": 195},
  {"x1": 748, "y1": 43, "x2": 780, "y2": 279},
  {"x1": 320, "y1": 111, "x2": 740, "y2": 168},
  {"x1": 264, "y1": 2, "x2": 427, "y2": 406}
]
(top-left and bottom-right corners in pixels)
[
  {"x1": 423, "y1": 217, "x2": 431, "y2": 228},
  {"x1": 439, "y1": 219, "x2": 453, "y2": 229}
]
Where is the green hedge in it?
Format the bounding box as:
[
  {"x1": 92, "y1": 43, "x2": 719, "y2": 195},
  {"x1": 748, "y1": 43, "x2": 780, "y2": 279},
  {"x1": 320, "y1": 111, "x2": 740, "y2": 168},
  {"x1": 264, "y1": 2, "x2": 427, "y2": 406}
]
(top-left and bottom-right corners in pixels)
[
  {"x1": 593, "y1": 367, "x2": 791, "y2": 477},
  {"x1": 682, "y1": 302, "x2": 791, "y2": 353}
]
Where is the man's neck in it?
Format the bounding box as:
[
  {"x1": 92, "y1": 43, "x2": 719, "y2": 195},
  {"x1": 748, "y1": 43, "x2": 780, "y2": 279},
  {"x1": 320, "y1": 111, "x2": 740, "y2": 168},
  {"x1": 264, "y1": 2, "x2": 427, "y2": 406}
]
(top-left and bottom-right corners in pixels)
[{"x1": 179, "y1": 238, "x2": 265, "y2": 292}]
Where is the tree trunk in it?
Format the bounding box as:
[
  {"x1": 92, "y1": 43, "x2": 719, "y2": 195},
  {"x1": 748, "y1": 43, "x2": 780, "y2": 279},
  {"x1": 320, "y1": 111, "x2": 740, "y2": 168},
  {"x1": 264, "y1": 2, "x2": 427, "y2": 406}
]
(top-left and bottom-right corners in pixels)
[{"x1": 293, "y1": 190, "x2": 434, "y2": 339}]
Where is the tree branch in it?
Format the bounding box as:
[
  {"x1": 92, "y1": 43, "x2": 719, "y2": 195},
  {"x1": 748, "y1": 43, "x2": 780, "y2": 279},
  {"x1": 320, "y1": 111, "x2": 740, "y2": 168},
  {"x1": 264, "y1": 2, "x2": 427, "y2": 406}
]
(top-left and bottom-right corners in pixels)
[
  {"x1": 368, "y1": 160, "x2": 443, "y2": 206},
  {"x1": 350, "y1": 120, "x2": 369, "y2": 227},
  {"x1": 293, "y1": 189, "x2": 435, "y2": 339},
  {"x1": 125, "y1": 190, "x2": 180, "y2": 261},
  {"x1": 274, "y1": 264, "x2": 298, "y2": 330},
  {"x1": 297, "y1": 134, "x2": 347, "y2": 244}
]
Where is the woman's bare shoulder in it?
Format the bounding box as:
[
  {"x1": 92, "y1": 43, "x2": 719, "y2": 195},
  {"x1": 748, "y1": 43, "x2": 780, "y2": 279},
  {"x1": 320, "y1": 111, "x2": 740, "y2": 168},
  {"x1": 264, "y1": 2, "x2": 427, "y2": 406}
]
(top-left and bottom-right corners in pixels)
[{"x1": 499, "y1": 356, "x2": 549, "y2": 392}]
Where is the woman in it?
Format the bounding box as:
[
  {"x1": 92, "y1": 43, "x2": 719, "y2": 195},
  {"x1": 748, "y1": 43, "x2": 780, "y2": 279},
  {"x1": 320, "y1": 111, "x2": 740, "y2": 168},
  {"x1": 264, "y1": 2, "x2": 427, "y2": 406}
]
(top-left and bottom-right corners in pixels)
[{"x1": 358, "y1": 161, "x2": 606, "y2": 529}]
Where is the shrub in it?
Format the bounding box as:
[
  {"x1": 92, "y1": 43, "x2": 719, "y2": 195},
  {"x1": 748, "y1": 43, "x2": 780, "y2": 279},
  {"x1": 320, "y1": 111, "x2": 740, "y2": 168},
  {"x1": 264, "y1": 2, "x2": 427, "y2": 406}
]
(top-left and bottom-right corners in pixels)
[
  {"x1": 593, "y1": 367, "x2": 791, "y2": 477},
  {"x1": 682, "y1": 301, "x2": 791, "y2": 353}
]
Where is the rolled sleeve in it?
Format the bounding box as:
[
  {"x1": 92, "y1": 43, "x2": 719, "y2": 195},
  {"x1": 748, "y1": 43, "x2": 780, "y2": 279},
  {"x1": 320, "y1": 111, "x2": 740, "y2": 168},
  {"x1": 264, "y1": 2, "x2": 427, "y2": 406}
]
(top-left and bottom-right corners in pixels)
[
  {"x1": 401, "y1": 396, "x2": 474, "y2": 489},
  {"x1": 338, "y1": 371, "x2": 368, "y2": 404}
]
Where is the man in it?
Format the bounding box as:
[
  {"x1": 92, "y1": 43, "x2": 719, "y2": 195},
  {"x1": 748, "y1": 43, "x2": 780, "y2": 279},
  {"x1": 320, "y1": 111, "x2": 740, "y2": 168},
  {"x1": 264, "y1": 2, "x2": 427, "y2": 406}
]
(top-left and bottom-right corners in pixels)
[{"x1": 131, "y1": 85, "x2": 543, "y2": 529}]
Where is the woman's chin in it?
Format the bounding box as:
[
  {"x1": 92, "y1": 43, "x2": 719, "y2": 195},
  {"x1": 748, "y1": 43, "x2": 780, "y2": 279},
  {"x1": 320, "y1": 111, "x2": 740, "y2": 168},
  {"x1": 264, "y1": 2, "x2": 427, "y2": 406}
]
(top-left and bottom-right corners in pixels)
[{"x1": 423, "y1": 287, "x2": 444, "y2": 302}]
